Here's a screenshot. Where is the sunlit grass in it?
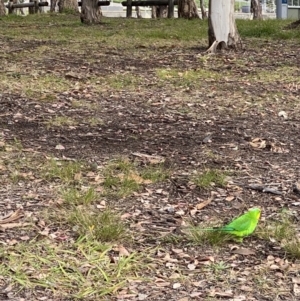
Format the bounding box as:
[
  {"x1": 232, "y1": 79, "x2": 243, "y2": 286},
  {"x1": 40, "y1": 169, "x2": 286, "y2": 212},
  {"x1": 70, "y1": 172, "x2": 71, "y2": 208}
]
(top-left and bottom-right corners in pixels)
[
  {"x1": 68, "y1": 208, "x2": 128, "y2": 242},
  {"x1": 0, "y1": 238, "x2": 142, "y2": 299},
  {"x1": 45, "y1": 116, "x2": 79, "y2": 128}
]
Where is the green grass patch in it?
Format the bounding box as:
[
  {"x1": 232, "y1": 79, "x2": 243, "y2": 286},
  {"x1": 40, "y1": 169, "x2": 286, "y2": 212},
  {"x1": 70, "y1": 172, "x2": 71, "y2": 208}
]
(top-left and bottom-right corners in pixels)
[
  {"x1": 68, "y1": 208, "x2": 127, "y2": 242},
  {"x1": 256, "y1": 210, "x2": 300, "y2": 259},
  {"x1": 42, "y1": 158, "x2": 84, "y2": 184},
  {"x1": 0, "y1": 238, "x2": 141, "y2": 299},
  {"x1": 237, "y1": 19, "x2": 300, "y2": 40},
  {"x1": 45, "y1": 116, "x2": 79, "y2": 128},
  {"x1": 140, "y1": 164, "x2": 170, "y2": 183},
  {"x1": 0, "y1": 140, "x2": 44, "y2": 184},
  {"x1": 187, "y1": 225, "x2": 234, "y2": 246},
  {"x1": 252, "y1": 66, "x2": 300, "y2": 84},
  {"x1": 86, "y1": 116, "x2": 105, "y2": 126},
  {"x1": 193, "y1": 169, "x2": 227, "y2": 189},
  {"x1": 62, "y1": 187, "x2": 99, "y2": 206},
  {"x1": 102, "y1": 158, "x2": 139, "y2": 197},
  {"x1": 156, "y1": 68, "x2": 224, "y2": 87},
  {"x1": 0, "y1": 15, "x2": 299, "y2": 51},
  {"x1": 102, "y1": 158, "x2": 170, "y2": 197},
  {"x1": 106, "y1": 73, "x2": 141, "y2": 90},
  {"x1": 0, "y1": 73, "x2": 71, "y2": 99}
]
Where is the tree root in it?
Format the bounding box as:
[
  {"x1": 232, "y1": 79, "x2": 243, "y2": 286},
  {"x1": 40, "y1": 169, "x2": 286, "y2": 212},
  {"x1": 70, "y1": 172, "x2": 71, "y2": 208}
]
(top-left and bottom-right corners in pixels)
[{"x1": 206, "y1": 40, "x2": 219, "y2": 54}]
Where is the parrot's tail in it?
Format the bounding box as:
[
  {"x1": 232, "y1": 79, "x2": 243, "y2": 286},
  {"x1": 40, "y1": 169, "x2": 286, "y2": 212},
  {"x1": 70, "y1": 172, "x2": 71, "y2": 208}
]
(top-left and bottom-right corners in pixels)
[{"x1": 198, "y1": 227, "x2": 221, "y2": 231}]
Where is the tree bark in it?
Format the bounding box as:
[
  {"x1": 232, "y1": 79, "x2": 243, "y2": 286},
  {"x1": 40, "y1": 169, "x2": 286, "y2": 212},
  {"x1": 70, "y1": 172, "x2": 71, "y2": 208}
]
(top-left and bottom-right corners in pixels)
[
  {"x1": 50, "y1": 0, "x2": 58, "y2": 12},
  {"x1": 207, "y1": 0, "x2": 241, "y2": 53},
  {"x1": 0, "y1": 0, "x2": 6, "y2": 15},
  {"x1": 81, "y1": 0, "x2": 102, "y2": 24},
  {"x1": 151, "y1": 5, "x2": 167, "y2": 18},
  {"x1": 251, "y1": 0, "x2": 262, "y2": 20},
  {"x1": 59, "y1": 0, "x2": 79, "y2": 13},
  {"x1": 136, "y1": 5, "x2": 142, "y2": 18},
  {"x1": 178, "y1": 0, "x2": 199, "y2": 19},
  {"x1": 199, "y1": 0, "x2": 206, "y2": 19}
]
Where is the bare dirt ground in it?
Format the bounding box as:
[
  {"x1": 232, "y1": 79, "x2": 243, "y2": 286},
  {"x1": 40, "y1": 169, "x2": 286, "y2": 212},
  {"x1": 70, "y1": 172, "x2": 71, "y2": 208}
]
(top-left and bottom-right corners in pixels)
[{"x1": 0, "y1": 19, "x2": 300, "y2": 300}]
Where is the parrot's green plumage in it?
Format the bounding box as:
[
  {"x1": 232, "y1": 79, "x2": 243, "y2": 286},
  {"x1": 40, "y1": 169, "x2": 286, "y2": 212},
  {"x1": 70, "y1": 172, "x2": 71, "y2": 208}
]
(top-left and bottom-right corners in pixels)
[{"x1": 202, "y1": 208, "x2": 261, "y2": 238}]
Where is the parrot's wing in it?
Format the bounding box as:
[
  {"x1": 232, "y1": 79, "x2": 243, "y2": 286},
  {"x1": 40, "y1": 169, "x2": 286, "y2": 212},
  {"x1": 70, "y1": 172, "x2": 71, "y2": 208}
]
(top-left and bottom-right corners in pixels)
[{"x1": 225, "y1": 214, "x2": 253, "y2": 232}]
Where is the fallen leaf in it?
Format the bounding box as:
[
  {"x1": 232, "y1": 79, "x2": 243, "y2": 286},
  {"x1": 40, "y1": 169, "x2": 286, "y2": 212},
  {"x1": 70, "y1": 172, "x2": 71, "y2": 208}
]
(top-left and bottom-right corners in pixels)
[
  {"x1": 292, "y1": 277, "x2": 300, "y2": 284},
  {"x1": 118, "y1": 245, "x2": 130, "y2": 256},
  {"x1": 240, "y1": 285, "x2": 253, "y2": 292},
  {"x1": 225, "y1": 195, "x2": 235, "y2": 202},
  {"x1": 278, "y1": 110, "x2": 288, "y2": 120},
  {"x1": 169, "y1": 273, "x2": 181, "y2": 279},
  {"x1": 294, "y1": 284, "x2": 300, "y2": 296},
  {"x1": 138, "y1": 293, "x2": 148, "y2": 301},
  {"x1": 0, "y1": 209, "x2": 23, "y2": 224},
  {"x1": 210, "y1": 290, "x2": 233, "y2": 297},
  {"x1": 195, "y1": 198, "x2": 212, "y2": 210},
  {"x1": 163, "y1": 253, "x2": 178, "y2": 263},
  {"x1": 155, "y1": 278, "x2": 170, "y2": 287},
  {"x1": 0, "y1": 222, "x2": 31, "y2": 230},
  {"x1": 249, "y1": 138, "x2": 266, "y2": 149},
  {"x1": 55, "y1": 144, "x2": 65, "y2": 150},
  {"x1": 178, "y1": 297, "x2": 189, "y2": 301},
  {"x1": 190, "y1": 292, "x2": 202, "y2": 297}
]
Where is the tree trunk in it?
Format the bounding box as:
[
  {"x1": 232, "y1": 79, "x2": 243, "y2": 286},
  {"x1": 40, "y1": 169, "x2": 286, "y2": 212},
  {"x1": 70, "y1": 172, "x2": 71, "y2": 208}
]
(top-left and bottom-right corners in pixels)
[
  {"x1": 11, "y1": 0, "x2": 25, "y2": 14},
  {"x1": 50, "y1": 0, "x2": 58, "y2": 11},
  {"x1": 0, "y1": 0, "x2": 5, "y2": 15},
  {"x1": 81, "y1": 0, "x2": 102, "y2": 24},
  {"x1": 136, "y1": 5, "x2": 142, "y2": 18},
  {"x1": 59, "y1": 0, "x2": 79, "y2": 13},
  {"x1": 151, "y1": 5, "x2": 167, "y2": 18},
  {"x1": 251, "y1": 0, "x2": 262, "y2": 20},
  {"x1": 207, "y1": 0, "x2": 241, "y2": 53},
  {"x1": 199, "y1": 0, "x2": 206, "y2": 19},
  {"x1": 178, "y1": 0, "x2": 199, "y2": 19}
]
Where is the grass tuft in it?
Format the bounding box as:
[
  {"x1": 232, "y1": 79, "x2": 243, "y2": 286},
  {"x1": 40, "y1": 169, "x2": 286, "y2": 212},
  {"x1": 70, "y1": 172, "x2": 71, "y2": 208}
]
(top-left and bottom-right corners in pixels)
[
  {"x1": 256, "y1": 210, "x2": 300, "y2": 259},
  {"x1": 62, "y1": 186, "x2": 99, "y2": 206},
  {"x1": 42, "y1": 158, "x2": 83, "y2": 184},
  {"x1": 68, "y1": 208, "x2": 127, "y2": 242},
  {"x1": 102, "y1": 158, "x2": 141, "y2": 197},
  {"x1": 284, "y1": 240, "x2": 300, "y2": 259},
  {"x1": 0, "y1": 238, "x2": 141, "y2": 299},
  {"x1": 140, "y1": 164, "x2": 170, "y2": 183},
  {"x1": 186, "y1": 224, "x2": 234, "y2": 246},
  {"x1": 45, "y1": 116, "x2": 78, "y2": 128},
  {"x1": 256, "y1": 210, "x2": 297, "y2": 242},
  {"x1": 193, "y1": 169, "x2": 227, "y2": 189}
]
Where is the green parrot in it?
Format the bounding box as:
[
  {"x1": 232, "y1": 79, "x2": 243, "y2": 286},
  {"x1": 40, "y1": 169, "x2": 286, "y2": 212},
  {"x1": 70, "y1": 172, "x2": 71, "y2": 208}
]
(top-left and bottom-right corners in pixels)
[{"x1": 201, "y1": 208, "x2": 261, "y2": 238}]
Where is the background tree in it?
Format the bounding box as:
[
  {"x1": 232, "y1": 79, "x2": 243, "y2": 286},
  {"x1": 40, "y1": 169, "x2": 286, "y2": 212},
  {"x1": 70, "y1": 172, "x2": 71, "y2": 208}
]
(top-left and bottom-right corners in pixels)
[
  {"x1": 81, "y1": 0, "x2": 102, "y2": 23},
  {"x1": 251, "y1": 0, "x2": 262, "y2": 20},
  {"x1": 50, "y1": 0, "x2": 58, "y2": 12},
  {"x1": 178, "y1": 0, "x2": 199, "y2": 18},
  {"x1": 207, "y1": 0, "x2": 240, "y2": 53},
  {"x1": 136, "y1": 6, "x2": 142, "y2": 18},
  {"x1": 59, "y1": 0, "x2": 79, "y2": 13},
  {"x1": 0, "y1": 0, "x2": 5, "y2": 15},
  {"x1": 199, "y1": 0, "x2": 207, "y2": 19},
  {"x1": 151, "y1": 6, "x2": 167, "y2": 18}
]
